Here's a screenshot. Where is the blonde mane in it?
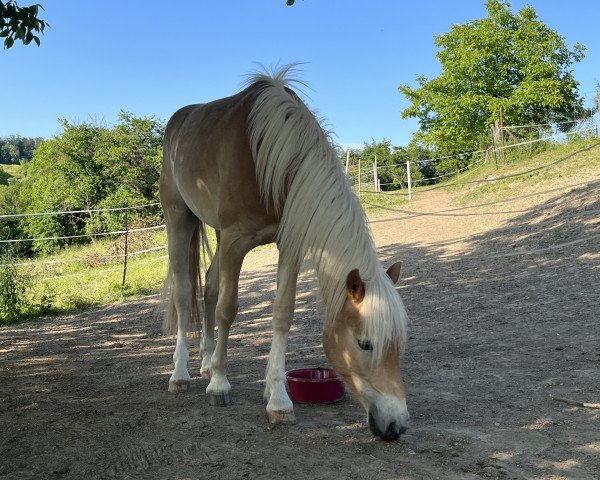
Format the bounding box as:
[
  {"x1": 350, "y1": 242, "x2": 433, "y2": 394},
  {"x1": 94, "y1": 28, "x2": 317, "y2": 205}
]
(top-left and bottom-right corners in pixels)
[{"x1": 247, "y1": 66, "x2": 407, "y2": 360}]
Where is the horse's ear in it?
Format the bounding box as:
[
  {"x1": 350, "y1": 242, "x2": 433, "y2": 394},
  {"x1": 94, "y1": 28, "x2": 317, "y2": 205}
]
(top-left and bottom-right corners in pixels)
[
  {"x1": 386, "y1": 261, "x2": 402, "y2": 286},
  {"x1": 346, "y1": 269, "x2": 365, "y2": 304}
]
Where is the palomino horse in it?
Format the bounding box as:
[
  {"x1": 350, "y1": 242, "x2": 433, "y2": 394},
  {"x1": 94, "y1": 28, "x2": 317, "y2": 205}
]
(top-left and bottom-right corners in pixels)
[{"x1": 159, "y1": 66, "x2": 409, "y2": 441}]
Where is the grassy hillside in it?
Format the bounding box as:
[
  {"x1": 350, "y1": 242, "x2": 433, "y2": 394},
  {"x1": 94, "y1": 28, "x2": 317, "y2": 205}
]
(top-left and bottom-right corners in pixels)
[
  {"x1": 449, "y1": 138, "x2": 600, "y2": 203},
  {"x1": 0, "y1": 163, "x2": 24, "y2": 182}
]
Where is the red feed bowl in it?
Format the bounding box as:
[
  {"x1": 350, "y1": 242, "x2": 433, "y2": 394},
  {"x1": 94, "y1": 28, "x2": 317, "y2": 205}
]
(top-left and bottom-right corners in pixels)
[{"x1": 286, "y1": 367, "x2": 345, "y2": 404}]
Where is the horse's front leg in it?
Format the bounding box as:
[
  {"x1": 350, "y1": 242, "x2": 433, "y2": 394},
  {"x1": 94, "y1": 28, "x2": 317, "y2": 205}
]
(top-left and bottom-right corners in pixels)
[
  {"x1": 265, "y1": 254, "x2": 299, "y2": 424},
  {"x1": 205, "y1": 233, "x2": 245, "y2": 406}
]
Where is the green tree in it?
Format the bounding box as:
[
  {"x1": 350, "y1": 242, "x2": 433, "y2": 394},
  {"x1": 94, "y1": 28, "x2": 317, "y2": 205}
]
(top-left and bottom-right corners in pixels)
[
  {"x1": 18, "y1": 115, "x2": 164, "y2": 253},
  {"x1": 0, "y1": 135, "x2": 43, "y2": 164},
  {"x1": 399, "y1": 0, "x2": 586, "y2": 154},
  {"x1": 0, "y1": 1, "x2": 47, "y2": 48},
  {"x1": 348, "y1": 139, "x2": 423, "y2": 191}
]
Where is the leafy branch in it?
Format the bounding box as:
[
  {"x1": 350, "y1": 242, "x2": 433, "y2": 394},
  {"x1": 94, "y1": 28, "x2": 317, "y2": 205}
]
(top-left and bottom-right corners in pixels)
[{"x1": 0, "y1": 1, "x2": 48, "y2": 49}]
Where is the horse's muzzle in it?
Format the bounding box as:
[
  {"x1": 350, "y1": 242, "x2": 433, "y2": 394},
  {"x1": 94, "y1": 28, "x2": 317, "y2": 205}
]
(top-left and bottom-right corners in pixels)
[{"x1": 368, "y1": 410, "x2": 407, "y2": 441}]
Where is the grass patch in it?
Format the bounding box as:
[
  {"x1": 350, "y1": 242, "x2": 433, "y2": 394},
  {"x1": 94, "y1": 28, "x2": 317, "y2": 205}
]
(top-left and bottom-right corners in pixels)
[
  {"x1": 1, "y1": 164, "x2": 24, "y2": 182},
  {"x1": 1, "y1": 228, "x2": 169, "y2": 325},
  {"x1": 449, "y1": 138, "x2": 600, "y2": 204},
  {"x1": 358, "y1": 190, "x2": 410, "y2": 215}
]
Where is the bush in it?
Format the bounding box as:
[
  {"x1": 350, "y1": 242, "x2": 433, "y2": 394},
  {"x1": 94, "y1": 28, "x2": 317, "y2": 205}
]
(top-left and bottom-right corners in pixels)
[{"x1": 0, "y1": 249, "x2": 30, "y2": 324}]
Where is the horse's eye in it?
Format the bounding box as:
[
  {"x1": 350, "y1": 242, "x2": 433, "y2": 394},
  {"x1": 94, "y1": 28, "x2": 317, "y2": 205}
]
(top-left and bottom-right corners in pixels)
[{"x1": 358, "y1": 339, "x2": 373, "y2": 351}]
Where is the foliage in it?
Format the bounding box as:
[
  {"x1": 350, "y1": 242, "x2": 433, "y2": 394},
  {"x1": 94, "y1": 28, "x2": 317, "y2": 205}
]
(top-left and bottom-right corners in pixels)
[
  {"x1": 0, "y1": 182, "x2": 27, "y2": 254},
  {"x1": 0, "y1": 166, "x2": 8, "y2": 185},
  {"x1": 0, "y1": 1, "x2": 47, "y2": 48},
  {"x1": 0, "y1": 248, "x2": 30, "y2": 324},
  {"x1": 346, "y1": 139, "x2": 434, "y2": 189},
  {"x1": 0, "y1": 135, "x2": 43, "y2": 164},
  {"x1": 17, "y1": 113, "x2": 164, "y2": 253},
  {"x1": 399, "y1": 0, "x2": 586, "y2": 154}
]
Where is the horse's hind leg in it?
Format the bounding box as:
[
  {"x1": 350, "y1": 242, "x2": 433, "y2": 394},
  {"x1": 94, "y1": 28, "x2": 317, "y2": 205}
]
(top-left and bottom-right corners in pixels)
[
  {"x1": 265, "y1": 254, "x2": 299, "y2": 424},
  {"x1": 205, "y1": 229, "x2": 247, "y2": 406},
  {"x1": 200, "y1": 231, "x2": 220, "y2": 379},
  {"x1": 163, "y1": 203, "x2": 199, "y2": 393}
]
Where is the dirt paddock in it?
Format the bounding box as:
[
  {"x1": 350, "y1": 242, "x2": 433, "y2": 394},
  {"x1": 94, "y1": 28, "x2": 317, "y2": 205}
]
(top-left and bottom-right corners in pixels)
[{"x1": 1, "y1": 180, "x2": 599, "y2": 480}]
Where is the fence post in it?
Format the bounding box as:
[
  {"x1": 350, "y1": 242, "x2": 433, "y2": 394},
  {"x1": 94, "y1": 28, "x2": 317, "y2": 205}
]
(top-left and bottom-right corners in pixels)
[
  {"x1": 122, "y1": 206, "x2": 129, "y2": 287},
  {"x1": 491, "y1": 124, "x2": 498, "y2": 168},
  {"x1": 373, "y1": 155, "x2": 379, "y2": 192},
  {"x1": 406, "y1": 161, "x2": 412, "y2": 200},
  {"x1": 499, "y1": 107, "x2": 506, "y2": 164},
  {"x1": 345, "y1": 148, "x2": 350, "y2": 174},
  {"x1": 357, "y1": 157, "x2": 361, "y2": 195}
]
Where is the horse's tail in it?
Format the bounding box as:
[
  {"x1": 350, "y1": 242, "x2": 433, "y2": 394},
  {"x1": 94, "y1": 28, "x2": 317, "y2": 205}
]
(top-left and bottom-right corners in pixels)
[{"x1": 162, "y1": 223, "x2": 207, "y2": 336}]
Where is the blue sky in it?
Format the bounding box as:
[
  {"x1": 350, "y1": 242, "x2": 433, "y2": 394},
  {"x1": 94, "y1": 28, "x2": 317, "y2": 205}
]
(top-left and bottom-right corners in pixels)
[{"x1": 1, "y1": 0, "x2": 598, "y2": 149}]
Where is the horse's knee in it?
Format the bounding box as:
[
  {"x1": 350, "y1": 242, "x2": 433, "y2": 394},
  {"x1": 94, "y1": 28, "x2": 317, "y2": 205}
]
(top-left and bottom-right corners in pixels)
[
  {"x1": 272, "y1": 301, "x2": 294, "y2": 332},
  {"x1": 173, "y1": 276, "x2": 193, "y2": 303},
  {"x1": 216, "y1": 299, "x2": 238, "y2": 328},
  {"x1": 204, "y1": 283, "x2": 218, "y2": 307}
]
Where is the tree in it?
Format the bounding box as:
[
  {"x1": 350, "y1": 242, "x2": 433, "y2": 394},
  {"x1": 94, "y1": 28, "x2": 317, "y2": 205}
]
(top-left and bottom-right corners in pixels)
[
  {"x1": 16, "y1": 115, "x2": 164, "y2": 253},
  {"x1": 399, "y1": 0, "x2": 586, "y2": 154},
  {"x1": 0, "y1": 1, "x2": 48, "y2": 48},
  {"x1": 0, "y1": 182, "x2": 27, "y2": 254},
  {"x1": 347, "y1": 139, "x2": 424, "y2": 191},
  {"x1": 0, "y1": 135, "x2": 43, "y2": 164}
]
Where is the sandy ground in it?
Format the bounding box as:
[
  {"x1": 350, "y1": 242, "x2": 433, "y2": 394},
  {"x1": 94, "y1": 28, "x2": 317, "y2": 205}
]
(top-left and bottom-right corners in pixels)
[{"x1": 1, "y1": 169, "x2": 599, "y2": 479}]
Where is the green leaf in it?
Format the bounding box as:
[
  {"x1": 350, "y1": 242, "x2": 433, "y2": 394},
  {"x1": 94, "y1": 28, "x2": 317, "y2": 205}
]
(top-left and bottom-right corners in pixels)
[{"x1": 4, "y1": 35, "x2": 14, "y2": 48}]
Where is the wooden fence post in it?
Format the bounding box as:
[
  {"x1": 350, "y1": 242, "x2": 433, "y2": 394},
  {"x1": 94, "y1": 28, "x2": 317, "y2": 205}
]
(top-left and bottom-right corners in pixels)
[
  {"x1": 406, "y1": 161, "x2": 412, "y2": 200},
  {"x1": 357, "y1": 157, "x2": 361, "y2": 196},
  {"x1": 345, "y1": 148, "x2": 350, "y2": 175},
  {"x1": 122, "y1": 206, "x2": 129, "y2": 287},
  {"x1": 491, "y1": 124, "x2": 498, "y2": 168},
  {"x1": 373, "y1": 156, "x2": 379, "y2": 192},
  {"x1": 499, "y1": 106, "x2": 505, "y2": 164}
]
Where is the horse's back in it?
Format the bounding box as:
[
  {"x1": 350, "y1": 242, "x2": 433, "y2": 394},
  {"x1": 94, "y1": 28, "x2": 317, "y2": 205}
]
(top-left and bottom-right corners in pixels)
[{"x1": 160, "y1": 85, "x2": 278, "y2": 236}]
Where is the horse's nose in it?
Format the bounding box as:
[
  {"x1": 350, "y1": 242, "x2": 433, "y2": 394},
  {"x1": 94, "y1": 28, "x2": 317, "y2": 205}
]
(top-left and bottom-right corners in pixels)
[
  {"x1": 368, "y1": 411, "x2": 407, "y2": 441},
  {"x1": 386, "y1": 421, "x2": 407, "y2": 440}
]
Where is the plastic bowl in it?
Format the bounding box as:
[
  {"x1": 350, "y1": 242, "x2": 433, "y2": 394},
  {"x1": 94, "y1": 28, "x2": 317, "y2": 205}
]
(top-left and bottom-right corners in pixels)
[{"x1": 286, "y1": 367, "x2": 345, "y2": 404}]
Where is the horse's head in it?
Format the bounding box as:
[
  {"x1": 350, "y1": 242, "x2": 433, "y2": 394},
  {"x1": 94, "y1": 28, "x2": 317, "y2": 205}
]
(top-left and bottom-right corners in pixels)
[{"x1": 323, "y1": 261, "x2": 409, "y2": 441}]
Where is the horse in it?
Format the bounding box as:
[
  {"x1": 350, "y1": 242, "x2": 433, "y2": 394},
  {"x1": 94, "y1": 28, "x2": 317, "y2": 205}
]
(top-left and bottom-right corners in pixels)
[{"x1": 159, "y1": 65, "x2": 410, "y2": 441}]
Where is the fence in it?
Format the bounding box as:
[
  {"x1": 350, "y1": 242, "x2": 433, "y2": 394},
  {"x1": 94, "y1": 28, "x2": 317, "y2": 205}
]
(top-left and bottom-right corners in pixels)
[
  {"x1": 1, "y1": 115, "x2": 599, "y2": 289},
  {"x1": 345, "y1": 116, "x2": 599, "y2": 200},
  {"x1": 0, "y1": 203, "x2": 166, "y2": 286}
]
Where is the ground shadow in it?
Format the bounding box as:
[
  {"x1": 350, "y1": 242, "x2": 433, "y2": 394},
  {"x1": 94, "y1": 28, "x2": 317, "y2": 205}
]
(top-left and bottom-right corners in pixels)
[
  {"x1": 1, "y1": 180, "x2": 599, "y2": 479},
  {"x1": 376, "y1": 178, "x2": 600, "y2": 479}
]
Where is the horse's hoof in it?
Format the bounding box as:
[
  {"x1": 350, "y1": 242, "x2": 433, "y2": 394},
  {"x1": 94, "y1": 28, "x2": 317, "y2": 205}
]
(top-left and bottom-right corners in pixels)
[
  {"x1": 168, "y1": 379, "x2": 191, "y2": 393},
  {"x1": 267, "y1": 410, "x2": 297, "y2": 424},
  {"x1": 209, "y1": 392, "x2": 232, "y2": 406}
]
